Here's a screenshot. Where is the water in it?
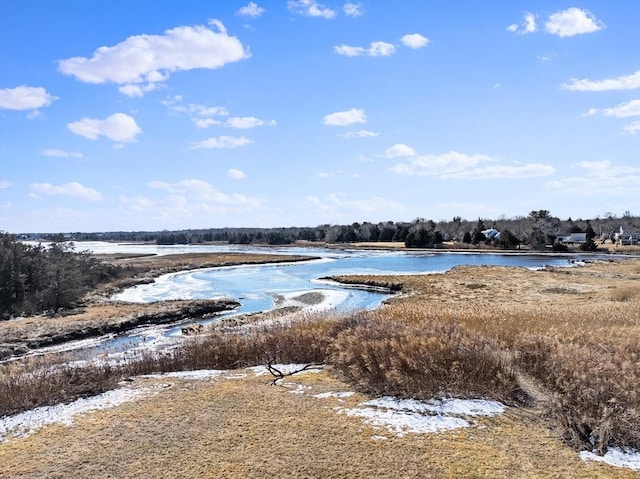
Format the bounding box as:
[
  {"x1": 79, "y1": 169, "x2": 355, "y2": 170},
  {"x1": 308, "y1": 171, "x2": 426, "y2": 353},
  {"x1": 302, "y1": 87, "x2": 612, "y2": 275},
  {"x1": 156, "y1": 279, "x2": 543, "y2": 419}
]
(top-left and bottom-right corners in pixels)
[{"x1": 12, "y1": 242, "x2": 603, "y2": 361}]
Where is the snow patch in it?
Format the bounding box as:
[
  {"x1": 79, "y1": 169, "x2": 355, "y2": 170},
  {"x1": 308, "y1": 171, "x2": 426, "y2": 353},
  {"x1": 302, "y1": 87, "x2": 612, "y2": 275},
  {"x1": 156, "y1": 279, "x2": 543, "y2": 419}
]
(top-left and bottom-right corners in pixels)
[
  {"x1": 336, "y1": 396, "x2": 506, "y2": 437},
  {"x1": 0, "y1": 386, "x2": 152, "y2": 442},
  {"x1": 314, "y1": 391, "x2": 356, "y2": 399},
  {"x1": 140, "y1": 369, "x2": 227, "y2": 380},
  {"x1": 580, "y1": 447, "x2": 640, "y2": 471}
]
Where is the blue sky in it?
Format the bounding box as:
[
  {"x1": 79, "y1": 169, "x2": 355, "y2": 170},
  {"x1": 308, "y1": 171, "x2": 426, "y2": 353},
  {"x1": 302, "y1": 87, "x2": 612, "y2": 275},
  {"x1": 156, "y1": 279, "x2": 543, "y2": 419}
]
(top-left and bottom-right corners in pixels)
[{"x1": 1, "y1": 0, "x2": 639, "y2": 233}]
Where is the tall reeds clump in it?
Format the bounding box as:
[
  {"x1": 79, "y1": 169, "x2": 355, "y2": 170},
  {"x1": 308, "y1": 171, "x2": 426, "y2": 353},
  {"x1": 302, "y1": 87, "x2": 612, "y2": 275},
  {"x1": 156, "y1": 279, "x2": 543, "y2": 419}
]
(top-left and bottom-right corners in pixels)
[
  {"x1": 329, "y1": 312, "x2": 521, "y2": 403},
  {"x1": 516, "y1": 333, "x2": 640, "y2": 454}
]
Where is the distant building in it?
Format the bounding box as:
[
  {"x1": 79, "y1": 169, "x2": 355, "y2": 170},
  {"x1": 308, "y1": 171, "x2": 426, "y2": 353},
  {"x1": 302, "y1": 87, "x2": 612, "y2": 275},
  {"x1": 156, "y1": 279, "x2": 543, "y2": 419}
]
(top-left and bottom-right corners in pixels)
[
  {"x1": 614, "y1": 226, "x2": 640, "y2": 245},
  {"x1": 557, "y1": 232, "x2": 587, "y2": 244},
  {"x1": 481, "y1": 228, "x2": 501, "y2": 240}
]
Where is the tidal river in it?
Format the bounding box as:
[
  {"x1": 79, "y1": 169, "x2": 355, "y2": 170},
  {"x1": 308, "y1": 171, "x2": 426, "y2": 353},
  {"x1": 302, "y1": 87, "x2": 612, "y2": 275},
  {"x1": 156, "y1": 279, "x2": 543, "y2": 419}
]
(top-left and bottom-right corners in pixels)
[{"x1": 25, "y1": 242, "x2": 604, "y2": 361}]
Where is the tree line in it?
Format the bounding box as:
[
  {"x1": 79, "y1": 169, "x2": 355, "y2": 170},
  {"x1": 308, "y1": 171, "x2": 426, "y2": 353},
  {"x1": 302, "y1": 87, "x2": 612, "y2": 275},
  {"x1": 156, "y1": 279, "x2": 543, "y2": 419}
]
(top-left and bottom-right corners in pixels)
[
  {"x1": 28, "y1": 209, "x2": 634, "y2": 250},
  {"x1": 0, "y1": 233, "x2": 122, "y2": 319}
]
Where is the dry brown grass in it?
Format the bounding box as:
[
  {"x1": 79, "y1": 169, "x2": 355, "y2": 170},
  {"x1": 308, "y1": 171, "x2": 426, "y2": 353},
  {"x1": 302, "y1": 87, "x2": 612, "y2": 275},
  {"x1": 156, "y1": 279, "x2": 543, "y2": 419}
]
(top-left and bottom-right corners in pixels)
[
  {"x1": 2, "y1": 257, "x2": 639, "y2": 477},
  {"x1": 2, "y1": 370, "x2": 636, "y2": 479}
]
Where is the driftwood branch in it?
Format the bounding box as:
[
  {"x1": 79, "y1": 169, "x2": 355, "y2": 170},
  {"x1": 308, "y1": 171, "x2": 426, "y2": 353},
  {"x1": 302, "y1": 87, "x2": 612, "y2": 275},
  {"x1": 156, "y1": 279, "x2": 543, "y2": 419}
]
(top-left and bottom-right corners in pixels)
[{"x1": 264, "y1": 353, "x2": 323, "y2": 386}]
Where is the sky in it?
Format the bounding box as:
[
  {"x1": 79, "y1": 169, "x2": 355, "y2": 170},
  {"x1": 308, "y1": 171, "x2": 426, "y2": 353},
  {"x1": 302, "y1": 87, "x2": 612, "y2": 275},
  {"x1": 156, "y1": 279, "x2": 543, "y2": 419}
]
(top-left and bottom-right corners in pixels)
[{"x1": 1, "y1": 0, "x2": 639, "y2": 233}]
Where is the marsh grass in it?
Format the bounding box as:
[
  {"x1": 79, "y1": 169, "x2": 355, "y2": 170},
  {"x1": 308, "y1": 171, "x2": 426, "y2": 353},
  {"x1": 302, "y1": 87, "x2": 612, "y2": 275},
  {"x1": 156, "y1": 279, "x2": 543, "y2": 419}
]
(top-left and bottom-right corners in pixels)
[{"x1": 2, "y1": 260, "x2": 639, "y2": 457}]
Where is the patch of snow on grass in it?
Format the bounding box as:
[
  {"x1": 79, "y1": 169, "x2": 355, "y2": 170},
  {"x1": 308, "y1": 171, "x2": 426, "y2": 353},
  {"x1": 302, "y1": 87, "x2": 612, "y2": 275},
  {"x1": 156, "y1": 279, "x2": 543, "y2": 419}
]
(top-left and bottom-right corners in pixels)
[
  {"x1": 141, "y1": 369, "x2": 227, "y2": 380},
  {"x1": 314, "y1": 391, "x2": 355, "y2": 399},
  {"x1": 0, "y1": 386, "x2": 151, "y2": 442},
  {"x1": 336, "y1": 396, "x2": 506, "y2": 437},
  {"x1": 364, "y1": 396, "x2": 505, "y2": 417},
  {"x1": 580, "y1": 447, "x2": 640, "y2": 471}
]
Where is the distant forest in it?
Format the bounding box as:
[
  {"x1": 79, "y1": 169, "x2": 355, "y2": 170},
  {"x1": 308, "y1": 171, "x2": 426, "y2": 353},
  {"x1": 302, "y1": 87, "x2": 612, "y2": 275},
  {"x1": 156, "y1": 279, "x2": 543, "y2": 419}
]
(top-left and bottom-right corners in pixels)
[{"x1": 23, "y1": 210, "x2": 639, "y2": 251}]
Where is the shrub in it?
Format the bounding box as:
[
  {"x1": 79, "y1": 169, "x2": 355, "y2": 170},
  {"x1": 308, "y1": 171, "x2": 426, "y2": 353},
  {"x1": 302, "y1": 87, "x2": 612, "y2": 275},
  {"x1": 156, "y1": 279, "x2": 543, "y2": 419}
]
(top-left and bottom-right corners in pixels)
[
  {"x1": 516, "y1": 334, "x2": 640, "y2": 454},
  {"x1": 329, "y1": 313, "x2": 521, "y2": 403}
]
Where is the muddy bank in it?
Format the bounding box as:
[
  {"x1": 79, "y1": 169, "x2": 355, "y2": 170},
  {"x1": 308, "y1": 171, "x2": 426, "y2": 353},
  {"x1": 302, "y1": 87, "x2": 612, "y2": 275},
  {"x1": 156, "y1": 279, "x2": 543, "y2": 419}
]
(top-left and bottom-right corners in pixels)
[
  {"x1": 0, "y1": 299, "x2": 239, "y2": 360},
  {"x1": 0, "y1": 252, "x2": 317, "y2": 361}
]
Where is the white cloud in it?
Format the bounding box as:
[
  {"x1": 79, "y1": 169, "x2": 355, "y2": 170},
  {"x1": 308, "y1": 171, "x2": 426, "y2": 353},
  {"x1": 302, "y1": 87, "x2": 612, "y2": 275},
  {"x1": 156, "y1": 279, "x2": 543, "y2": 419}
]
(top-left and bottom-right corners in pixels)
[
  {"x1": 624, "y1": 120, "x2": 640, "y2": 135},
  {"x1": 601, "y1": 99, "x2": 640, "y2": 118},
  {"x1": 384, "y1": 144, "x2": 416, "y2": 158},
  {"x1": 194, "y1": 118, "x2": 222, "y2": 128},
  {"x1": 442, "y1": 163, "x2": 556, "y2": 180},
  {"x1": 323, "y1": 108, "x2": 366, "y2": 126},
  {"x1": 0, "y1": 86, "x2": 57, "y2": 111},
  {"x1": 546, "y1": 161, "x2": 639, "y2": 196},
  {"x1": 42, "y1": 149, "x2": 85, "y2": 159},
  {"x1": 545, "y1": 8, "x2": 604, "y2": 37},
  {"x1": 237, "y1": 2, "x2": 265, "y2": 18},
  {"x1": 304, "y1": 193, "x2": 404, "y2": 218},
  {"x1": 163, "y1": 96, "x2": 230, "y2": 128},
  {"x1": 315, "y1": 169, "x2": 345, "y2": 179},
  {"x1": 537, "y1": 52, "x2": 557, "y2": 63},
  {"x1": 58, "y1": 20, "x2": 249, "y2": 96},
  {"x1": 334, "y1": 41, "x2": 396, "y2": 57},
  {"x1": 0, "y1": 181, "x2": 11, "y2": 189},
  {"x1": 343, "y1": 2, "x2": 363, "y2": 17},
  {"x1": 507, "y1": 12, "x2": 537, "y2": 35},
  {"x1": 67, "y1": 113, "x2": 142, "y2": 142},
  {"x1": 188, "y1": 135, "x2": 253, "y2": 149},
  {"x1": 147, "y1": 179, "x2": 263, "y2": 207},
  {"x1": 288, "y1": 0, "x2": 336, "y2": 19},
  {"x1": 401, "y1": 34, "x2": 430, "y2": 49},
  {"x1": 389, "y1": 150, "x2": 554, "y2": 180},
  {"x1": 391, "y1": 151, "x2": 491, "y2": 177},
  {"x1": 561, "y1": 71, "x2": 640, "y2": 91},
  {"x1": 341, "y1": 130, "x2": 379, "y2": 139},
  {"x1": 227, "y1": 168, "x2": 246, "y2": 179},
  {"x1": 225, "y1": 116, "x2": 276, "y2": 129},
  {"x1": 29, "y1": 182, "x2": 102, "y2": 201}
]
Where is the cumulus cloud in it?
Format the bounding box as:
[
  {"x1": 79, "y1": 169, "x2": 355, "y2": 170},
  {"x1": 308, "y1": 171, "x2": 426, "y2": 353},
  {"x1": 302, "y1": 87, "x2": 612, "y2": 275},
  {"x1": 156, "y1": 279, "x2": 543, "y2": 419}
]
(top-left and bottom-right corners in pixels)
[
  {"x1": 163, "y1": 96, "x2": 229, "y2": 128},
  {"x1": 341, "y1": 130, "x2": 379, "y2": 139},
  {"x1": 401, "y1": 33, "x2": 430, "y2": 49},
  {"x1": 227, "y1": 168, "x2": 246, "y2": 179},
  {"x1": 288, "y1": 0, "x2": 336, "y2": 19},
  {"x1": 225, "y1": 116, "x2": 277, "y2": 129},
  {"x1": 237, "y1": 2, "x2": 265, "y2": 18},
  {"x1": 384, "y1": 144, "x2": 416, "y2": 158},
  {"x1": 561, "y1": 70, "x2": 640, "y2": 92},
  {"x1": 546, "y1": 160, "x2": 639, "y2": 195},
  {"x1": 545, "y1": 8, "x2": 604, "y2": 37},
  {"x1": 587, "y1": 99, "x2": 640, "y2": 118},
  {"x1": 29, "y1": 182, "x2": 102, "y2": 201},
  {"x1": 389, "y1": 150, "x2": 555, "y2": 180},
  {"x1": 0, "y1": 181, "x2": 11, "y2": 189},
  {"x1": 42, "y1": 149, "x2": 85, "y2": 159},
  {"x1": 623, "y1": 121, "x2": 640, "y2": 135},
  {"x1": 334, "y1": 41, "x2": 396, "y2": 57},
  {"x1": 58, "y1": 20, "x2": 249, "y2": 96},
  {"x1": 323, "y1": 108, "x2": 366, "y2": 126},
  {"x1": 148, "y1": 179, "x2": 262, "y2": 207},
  {"x1": 67, "y1": 113, "x2": 142, "y2": 142},
  {"x1": 0, "y1": 86, "x2": 57, "y2": 111},
  {"x1": 188, "y1": 135, "x2": 253, "y2": 149},
  {"x1": 343, "y1": 2, "x2": 363, "y2": 17},
  {"x1": 507, "y1": 12, "x2": 537, "y2": 35}
]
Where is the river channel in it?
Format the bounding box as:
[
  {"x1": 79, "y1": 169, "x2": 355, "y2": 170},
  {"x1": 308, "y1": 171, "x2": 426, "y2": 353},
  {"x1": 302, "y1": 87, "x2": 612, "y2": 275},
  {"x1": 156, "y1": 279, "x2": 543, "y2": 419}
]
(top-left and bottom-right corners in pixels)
[{"x1": 21, "y1": 242, "x2": 611, "y2": 361}]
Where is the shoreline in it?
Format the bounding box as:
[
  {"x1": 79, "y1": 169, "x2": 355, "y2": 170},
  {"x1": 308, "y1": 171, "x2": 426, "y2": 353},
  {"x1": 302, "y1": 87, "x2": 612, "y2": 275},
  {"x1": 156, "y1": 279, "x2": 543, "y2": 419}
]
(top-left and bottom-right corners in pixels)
[{"x1": 0, "y1": 252, "x2": 317, "y2": 361}]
